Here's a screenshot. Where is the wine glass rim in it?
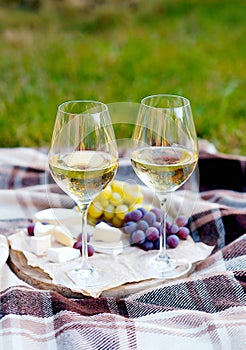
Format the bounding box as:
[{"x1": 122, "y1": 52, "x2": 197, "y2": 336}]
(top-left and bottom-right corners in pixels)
[
  {"x1": 141, "y1": 94, "x2": 191, "y2": 109},
  {"x1": 58, "y1": 100, "x2": 108, "y2": 115}
]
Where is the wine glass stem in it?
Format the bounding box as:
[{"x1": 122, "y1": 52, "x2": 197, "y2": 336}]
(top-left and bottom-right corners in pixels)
[
  {"x1": 158, "y1": 196, "x2": 168, "y2": 262},
  {"x1": 77, "y1": 203, "x2": 92, "y2": 271}
]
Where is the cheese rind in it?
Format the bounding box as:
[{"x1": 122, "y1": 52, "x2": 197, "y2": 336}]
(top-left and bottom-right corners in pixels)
[
  {"x1": 93, "y1": 222, "x2": 122, "y2": 243},
  {"x1": 47, "y1": 247, "x2": 80, "y2": 263},
  {"x1": 30, "y1": 235, "x2": 51, "y2": 256},
  {"x1": 54, "y1": 226, "x2": 75, "y2": 247},
  {"x1": 33, "y1": 208, "x2": 81, "y2": 237},
  {"x1": 34, "y1": 208, "x2": 80, "y2": 226}
]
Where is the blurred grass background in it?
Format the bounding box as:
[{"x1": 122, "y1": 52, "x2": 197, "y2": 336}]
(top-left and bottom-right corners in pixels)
[{"x1": 0, "y1": 0, "x2": 245, "y2": 155}]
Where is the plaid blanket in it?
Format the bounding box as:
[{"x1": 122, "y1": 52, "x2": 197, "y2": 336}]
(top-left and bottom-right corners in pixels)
[{"x1": 0, "y1": 147, "x2": 245, "y2": 350}]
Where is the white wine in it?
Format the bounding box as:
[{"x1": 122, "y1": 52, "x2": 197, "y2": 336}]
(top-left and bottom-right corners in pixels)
[
  {"x1": 49, "y1": 151, "x2": 118, "y2": 204},
  {"x1": 131, "y1": 146, "x2": 197, "y2": 193}
]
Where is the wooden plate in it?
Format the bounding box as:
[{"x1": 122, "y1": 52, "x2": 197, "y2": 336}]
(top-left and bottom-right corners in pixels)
[
  {"x1": 8, "y1": 248, "x2": 88, "y2": 298},
  {"x1": 8, "y1": 246, "x2": 196, "y2": 299},
  {"x1": 7, "y1": 187, "x2": 202, "y2": 298}
]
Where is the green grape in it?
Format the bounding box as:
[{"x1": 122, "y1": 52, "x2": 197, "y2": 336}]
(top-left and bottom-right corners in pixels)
[
  {"x1": 101, "y1": 185, "x2": 112, "y2": 199},
  {"x1": 110, "y1": 192, "x2": 124, "y2": 206},
  {"x1": 115, "y1": 204, "x2": 129, "y2": 220},
  {"x1": 112, "y1": 216, "x2": 123, "y2": 228},
  {"x1": 97, "y1": 195, "x2": 109, "y2": 208},
  {"x1": 111, "y1": 180, "x2": 124, "y2": 196},
  {"x1": 88, "y1": 201, "x2": 103, "y2": 218},
  {"x1": 88, "y1": 180, "x2": 144, "y2": 227},
  {"x1": 103, "y1": 204, "x2": 115, "y2": 219}
]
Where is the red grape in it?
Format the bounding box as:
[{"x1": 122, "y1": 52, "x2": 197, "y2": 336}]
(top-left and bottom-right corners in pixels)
[
  {"x1": 142, "y1": 240, "x2": 154, "y2": 251},
  {"x1": 77, "y1": 232, "x2": 90, "y2": 242},
  {"x1": 131, "y1": 230, "x2": 146, "y2": 245},
  {"x1": 73, "y1": 240, "x2": 82, "y2": 250},
  {"x1": 177, "y1": 227, "x2": 190, "y2": 240},
  {"x1": 143, "y1": 211, "x2": 156, "y2": 225},
  {"x1": 167, "y1": 234, "x2": 180, "y2": 248},
  {"x1": 131, "y1": 209, "x2": 144, "y2": 222},
  {"x1": 150, "y1": 208, "x2": 161, "y2": 221},
  {"x1": 27, "y1": 224, "x2": 35, "y2": 236},
  {"x1": 87, "y1": 244, "x2": 95, "y2": 257},
  {"x1": 73, "y1": 240, "x2": 94, "y2": 256},
  {"x1": 175, "y1": 215, "x2": 188, "y2": 227},
  {"x1": 137, "y1": 207, "x2": 147, "y2": 216},
  {"x1": 123, "y1": 221, "x2": 137, "y2": 234},
  {"x1": 124, "y1": 212, "x2": 133, "y2": 223},
  {"x1": 137, "y1": 220, "x2": 149, "y2": 231},
  {"x1": 170, "y1": 224, "x2": 179, "y2": 234},
  {"x1": 146, "y1": 227, "x2": 159, "y2": 241}
]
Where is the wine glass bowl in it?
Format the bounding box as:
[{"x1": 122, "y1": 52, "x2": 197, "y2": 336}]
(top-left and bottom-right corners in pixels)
[
  {"x1": 131, "y1": 94, "x2": 198, "y2": 279},
  {"x1": 48, "y1": 100, "x2": 118, "y2": 286}
]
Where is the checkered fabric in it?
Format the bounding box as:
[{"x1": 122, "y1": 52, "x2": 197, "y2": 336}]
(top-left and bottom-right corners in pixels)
[{"x1": 0, "y1": 147, "x2": 245, "y2": 350}]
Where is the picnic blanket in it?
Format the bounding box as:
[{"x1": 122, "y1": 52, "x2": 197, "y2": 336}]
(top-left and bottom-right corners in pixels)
[{"x1": 0, "y1": 147, "x2": 245, "y2": 349}]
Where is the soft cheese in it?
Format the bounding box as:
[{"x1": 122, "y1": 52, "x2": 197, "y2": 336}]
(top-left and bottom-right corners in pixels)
[
  {"x1": 54, "y1": 226, "x2": 75, "y2": 247},
  {"x1": 34, "y1": 208, "x2": 81, "y2": 237},
  {"x1": 93, "y1": 222, "x2": 122, "y2": 243},
  {"x1": 30, "y1": 235, "x2": 52, "y2": 256},
  {"x1": 34, "y1": 222, "x2": 55, "y2": 237},
  {"x1": 34, "y1": 208, "x2": 80, "y2": 225},
  {"x1": 47, "y1": 247, "x2": 80, "y2": 263}
]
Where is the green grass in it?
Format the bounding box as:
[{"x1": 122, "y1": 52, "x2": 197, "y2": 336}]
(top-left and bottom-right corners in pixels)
[{"x1": 0, "y1": 0, "x2": 245, "y2": 155}]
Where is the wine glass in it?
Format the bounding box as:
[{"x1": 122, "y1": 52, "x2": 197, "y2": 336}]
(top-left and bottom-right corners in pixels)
[
  {"x1": 131, "y1": 94, "x2": 198, "y2": 279},
  {"x1": 48, "y1": 100, "x2": 118, "y2": 286}
]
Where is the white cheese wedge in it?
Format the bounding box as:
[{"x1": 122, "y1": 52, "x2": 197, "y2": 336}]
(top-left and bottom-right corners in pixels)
[
  {"x1": 47, "y1": 247, "x2": 80, "y2": 263},
  {"x1": 33, "y1": 208, "x2": 81, "y2": 237},
  {"x1": 34, "y1": 222, "x2": 55, "y2": 237},
  {"x1": 34, "y1": 208, "x2": 80, "y2": 225},
  {"x1": 93, "y1": 222, "x2": 122, "y2": 243},
  {"x1": 54, "y1": 226, "x2": 75, "y2": 247},
  {"x1": 30, "y1": 235, "x2": 51, "y2": 256}
]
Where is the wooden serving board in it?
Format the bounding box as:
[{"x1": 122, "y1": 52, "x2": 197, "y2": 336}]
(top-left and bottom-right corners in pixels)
[
  {"x1": 8, "y1": 248, "x2": 158, "y2": 299},
  {"x1": 8, "y1": 248, "x2": 88, "y2": 299},
  {"x1": 8, "y1": 247, "x2": 196, "y2": 299}
]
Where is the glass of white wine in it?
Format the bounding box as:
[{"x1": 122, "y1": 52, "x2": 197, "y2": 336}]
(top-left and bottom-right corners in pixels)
[
  {"x1": 131, "y1": 94, "x2": 198, "y2": 279},
  {"x1": 48, "y1": 100, "x2": 118, "y2": 286}
]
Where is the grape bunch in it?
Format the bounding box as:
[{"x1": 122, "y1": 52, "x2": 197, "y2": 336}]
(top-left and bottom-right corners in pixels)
[
  {"x1": 88, "y1": 180, "x2": 144, "y2": 227},
  {"x1": 123, "y1": 207, "x2": 190, "y2": 251}
]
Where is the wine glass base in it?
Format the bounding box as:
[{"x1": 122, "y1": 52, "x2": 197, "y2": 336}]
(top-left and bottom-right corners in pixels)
[
  {"x1": 68, "y1": 265, "x2": 102, "y2": 288},
  {"x1": 152, "y1": 257, "x2": 192, "y2": 279}
]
